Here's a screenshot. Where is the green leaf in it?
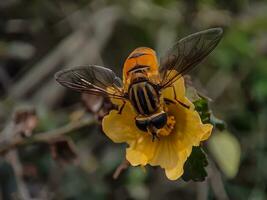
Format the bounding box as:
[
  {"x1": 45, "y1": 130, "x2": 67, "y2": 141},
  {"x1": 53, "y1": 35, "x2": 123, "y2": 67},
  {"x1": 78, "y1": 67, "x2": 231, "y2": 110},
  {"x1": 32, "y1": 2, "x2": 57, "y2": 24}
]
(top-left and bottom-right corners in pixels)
[
  {"x1": 182, "y1": 146, "x2": 208, "y2": 182},
  {"x1": 193, "y1": 98, "x2": 227, "y2": 130},
  {"x1": 208, "y1": 131, "x2": 241, "y2": 178},
  {"x1": 194, "y1": 98, "x2": 209, "y2": 112},
  {"x1": 193, "y1": 98, "x2": 211, "y2": 124},
  {"x1": 210, "y1": 113, "x2": 227, "y2": 131}
]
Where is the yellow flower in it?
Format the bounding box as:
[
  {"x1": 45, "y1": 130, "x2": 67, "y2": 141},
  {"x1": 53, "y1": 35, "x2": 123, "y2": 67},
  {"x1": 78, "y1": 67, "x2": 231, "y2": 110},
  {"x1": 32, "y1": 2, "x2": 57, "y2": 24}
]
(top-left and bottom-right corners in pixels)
[{"x1": 102, "y1": 77, "x2": 213, "y2": 180}]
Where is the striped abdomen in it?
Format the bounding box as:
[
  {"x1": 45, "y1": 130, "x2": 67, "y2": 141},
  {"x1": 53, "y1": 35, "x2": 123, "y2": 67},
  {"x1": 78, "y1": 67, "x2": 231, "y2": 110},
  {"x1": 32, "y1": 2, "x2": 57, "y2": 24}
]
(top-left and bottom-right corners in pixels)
[{"x1": 129, "y1": 81, "x2": 159, "y2": 115}]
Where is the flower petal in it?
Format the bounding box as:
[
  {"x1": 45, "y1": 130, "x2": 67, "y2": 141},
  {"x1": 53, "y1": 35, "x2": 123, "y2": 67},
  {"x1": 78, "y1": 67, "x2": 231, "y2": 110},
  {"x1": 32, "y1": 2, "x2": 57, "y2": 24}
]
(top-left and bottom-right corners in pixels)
[
  {"x1": 168, "y1": 102, "x2": 213, "y2": 150},
  {"x1": 201, "y1": 124, "x2": 213, "y2": 141},
  {"x1": 126, "y1": 135, "x2": 158, "y2": 166},
  {"x1": 149, "y1": 135, "x2": 180, "y2": 169},
  {"x1": 126, "y1": 133, "x2": 194, "y2": 180},
  {"x1": 126, "y1": 133, "x2": 185, "y2": 170},
  {"x1": 165, "y1": 148, "x2": 192, "y2": 180},
  {"x1": 162, "y1": 76, "x2": 186, "y2": 102},
  {"x1": 126, "y1": 148, "x2": 147, "y2": 166},
  {"x1": 102, "y1": 102, "x2": 142, "y2": 143}
]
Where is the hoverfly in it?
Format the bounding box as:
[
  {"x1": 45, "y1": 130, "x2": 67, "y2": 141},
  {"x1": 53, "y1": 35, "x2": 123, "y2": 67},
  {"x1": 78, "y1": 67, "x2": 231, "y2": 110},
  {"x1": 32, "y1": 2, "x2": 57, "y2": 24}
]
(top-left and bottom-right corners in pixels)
[{"x1": 55, "y1": 28, "x2": 223, "y2": 141}]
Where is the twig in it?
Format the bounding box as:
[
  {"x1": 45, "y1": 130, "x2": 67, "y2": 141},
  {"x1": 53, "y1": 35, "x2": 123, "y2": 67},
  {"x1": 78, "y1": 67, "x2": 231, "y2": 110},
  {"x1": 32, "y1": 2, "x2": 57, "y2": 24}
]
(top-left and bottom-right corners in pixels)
[
  {"x1": 0, "y1": 67, "x2": 11, "y2": 92},
  {"x1": 8, "y1": 6, "x2": 121, "y2": 100},
  {"x1": 206, "y1": 67, "x2": 251, "y2": 101},
  {"x1": 0, "y1": 117, "x2": 96, "y2": 154},
  {"x1": 196, "y1": 181, "x2": 208, "y2": 200},
  {"x1": 6, "y1": 150, "x2": 31, "y2": 200},
  {"x1": 207, "y1": 158, "x2": 230, "y2": 200},
  {"x1": 113, "y1": 159, "x2": 130, "y2": 179},
  {"x1": 31, "y1": 6, "x2": 121, "y2": 108}
]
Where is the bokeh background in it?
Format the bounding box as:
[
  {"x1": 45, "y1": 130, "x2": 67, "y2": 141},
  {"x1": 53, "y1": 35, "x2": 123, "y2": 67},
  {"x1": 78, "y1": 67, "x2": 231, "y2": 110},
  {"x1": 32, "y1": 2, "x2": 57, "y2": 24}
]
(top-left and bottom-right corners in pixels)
[{"x1": 0, "y1": 0, "x2": 267, "y2": 199}]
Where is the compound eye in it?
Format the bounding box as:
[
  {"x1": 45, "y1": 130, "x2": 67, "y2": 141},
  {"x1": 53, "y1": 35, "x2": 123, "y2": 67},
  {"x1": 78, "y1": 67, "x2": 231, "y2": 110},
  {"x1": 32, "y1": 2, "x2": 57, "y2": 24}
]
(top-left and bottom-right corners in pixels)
[
  {"x1": 151, "y1": 113, "x2": 167, "y2": 129},
  {"x1": 135, "y1": 119, "x2": 149, "y2": 132}
]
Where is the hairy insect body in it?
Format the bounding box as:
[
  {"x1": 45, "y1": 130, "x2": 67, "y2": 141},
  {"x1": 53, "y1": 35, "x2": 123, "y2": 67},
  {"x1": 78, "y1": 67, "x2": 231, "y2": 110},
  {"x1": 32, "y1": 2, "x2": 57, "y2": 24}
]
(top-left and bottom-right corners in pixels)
[
  {"x1": 129, "y1": 81, "x2": 159, "y2": 115},
  {"x1": 127, "y1": 64, "x2": 168, "y2": 139},
  {"x1": 125, "y1": 49, "x2": 168, "y2": 138},
  {"x1": 125, "y1": 48, "x2": 161, "y2": 116}
]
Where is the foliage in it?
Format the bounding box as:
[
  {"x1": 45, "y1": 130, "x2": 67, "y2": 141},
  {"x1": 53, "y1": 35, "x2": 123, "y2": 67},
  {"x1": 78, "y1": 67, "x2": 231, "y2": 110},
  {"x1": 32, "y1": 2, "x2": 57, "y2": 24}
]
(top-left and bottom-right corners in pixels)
[{"x1": 182, "y1": 146, "x2": 208, "y2": 182}]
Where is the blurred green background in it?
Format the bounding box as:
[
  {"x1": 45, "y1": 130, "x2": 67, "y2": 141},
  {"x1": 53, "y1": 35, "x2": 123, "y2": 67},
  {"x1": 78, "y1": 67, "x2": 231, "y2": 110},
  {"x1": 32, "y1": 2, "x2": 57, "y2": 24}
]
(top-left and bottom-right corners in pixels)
[{"x1": 0, "y1": 0, "x2": 267, "y2": 199}]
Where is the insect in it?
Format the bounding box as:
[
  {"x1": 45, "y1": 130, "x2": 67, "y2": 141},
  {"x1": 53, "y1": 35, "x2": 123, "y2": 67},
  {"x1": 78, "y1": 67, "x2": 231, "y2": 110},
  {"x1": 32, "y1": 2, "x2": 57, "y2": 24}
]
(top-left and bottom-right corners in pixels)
[{"x1": 55, "y1": 28, "x2": 223, "y2": 141}]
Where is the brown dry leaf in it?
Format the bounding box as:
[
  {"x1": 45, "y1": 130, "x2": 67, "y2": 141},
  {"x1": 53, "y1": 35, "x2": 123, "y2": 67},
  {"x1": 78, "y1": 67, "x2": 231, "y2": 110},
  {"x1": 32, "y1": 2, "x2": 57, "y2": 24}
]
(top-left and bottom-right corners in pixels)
[
  {"x1": 13, "y1": 108, "x2": 38, "y2": 137},
  {"x1": 81, "y1": 93, "x2": 116, "y2": 121},
  {"x1": 22, "y1": 163, "x2": 38, "y2": 179},
  {"x1": 49, "y1": 137, "x2": 78, "y2": 165},
  {"x1": 82, "y1": 93, "x2": 104, "y2": 113}
]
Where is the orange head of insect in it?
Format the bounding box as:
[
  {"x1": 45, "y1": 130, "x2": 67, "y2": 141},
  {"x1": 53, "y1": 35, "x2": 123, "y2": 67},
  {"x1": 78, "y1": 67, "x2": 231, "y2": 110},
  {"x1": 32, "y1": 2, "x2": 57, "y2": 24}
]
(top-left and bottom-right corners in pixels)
[{"x1": 123, "y1": 47, "x2": 160, "y2": 89}]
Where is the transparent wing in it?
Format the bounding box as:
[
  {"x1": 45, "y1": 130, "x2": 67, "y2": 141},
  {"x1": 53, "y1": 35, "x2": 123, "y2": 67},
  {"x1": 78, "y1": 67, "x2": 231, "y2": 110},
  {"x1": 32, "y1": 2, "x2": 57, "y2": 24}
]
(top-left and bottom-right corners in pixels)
[
  {"x1": 55, "y1": 65, "x2": 126, "y2": 99},
  {"x1": 159, "y1": 28, "x2": 223, "y2": 88}
]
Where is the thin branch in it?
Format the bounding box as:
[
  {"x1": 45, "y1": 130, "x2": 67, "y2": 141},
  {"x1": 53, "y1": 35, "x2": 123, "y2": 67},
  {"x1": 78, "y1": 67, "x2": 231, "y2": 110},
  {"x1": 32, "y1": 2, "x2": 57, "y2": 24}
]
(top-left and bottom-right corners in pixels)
[
  {"x1": 0, "y1": 117, "x2": 96, "y2": 154},
  {"x1": 0, "y1": 67, "x2": 12, "y2": 92},
  {"x1": 196, "y1": 181, "x2": 208, "y2": 200},
  {"x1": 32, "y1": 7, "x2": 121, "y2": 108},
  {"x1": 113, "y1": 159, "x2": 130, "y2": 179},
  {"x1": 6, "y1": 150, "x2": 31, "y2": 200},
  {"x1": 8, "y1": 6, "x2": 121, "y2": 100},
  {"x1": 207, "y1": 158, "x2": 230, "y2": 200}
]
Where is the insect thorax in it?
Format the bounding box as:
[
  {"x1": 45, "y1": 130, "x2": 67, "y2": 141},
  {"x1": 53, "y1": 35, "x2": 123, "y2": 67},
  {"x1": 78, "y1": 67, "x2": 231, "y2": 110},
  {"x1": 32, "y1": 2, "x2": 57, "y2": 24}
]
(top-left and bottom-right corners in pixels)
[{"x1": 128, "y1": 80, "x2": 160, "y2": 115}]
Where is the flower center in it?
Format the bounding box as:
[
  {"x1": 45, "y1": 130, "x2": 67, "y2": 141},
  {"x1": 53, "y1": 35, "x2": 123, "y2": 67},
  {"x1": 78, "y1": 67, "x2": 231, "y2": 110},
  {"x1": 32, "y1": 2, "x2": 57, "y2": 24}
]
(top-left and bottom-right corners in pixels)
[{"x1": 157, "y1": 115, "x2": 176, "y2": 137}]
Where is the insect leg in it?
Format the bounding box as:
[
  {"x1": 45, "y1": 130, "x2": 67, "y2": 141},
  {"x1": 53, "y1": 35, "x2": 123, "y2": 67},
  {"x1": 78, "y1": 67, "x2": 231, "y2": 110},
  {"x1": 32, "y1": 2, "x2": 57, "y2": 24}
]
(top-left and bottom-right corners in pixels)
[
  {"x1": 164, "y1": 98, "x2": 176, "y2": 105},
  {"x1": 118, "y1": 100, "x2": 126, "y2": 114},
  {"x1": 152, "y1": 133, "x2": 160, "y2": 142},
  {"x1": 172, "y1": 85, "x2": 190, "y2": 109},
  {"x1": 147, "y1": 124, "x2": 160, "y2": 142}
]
